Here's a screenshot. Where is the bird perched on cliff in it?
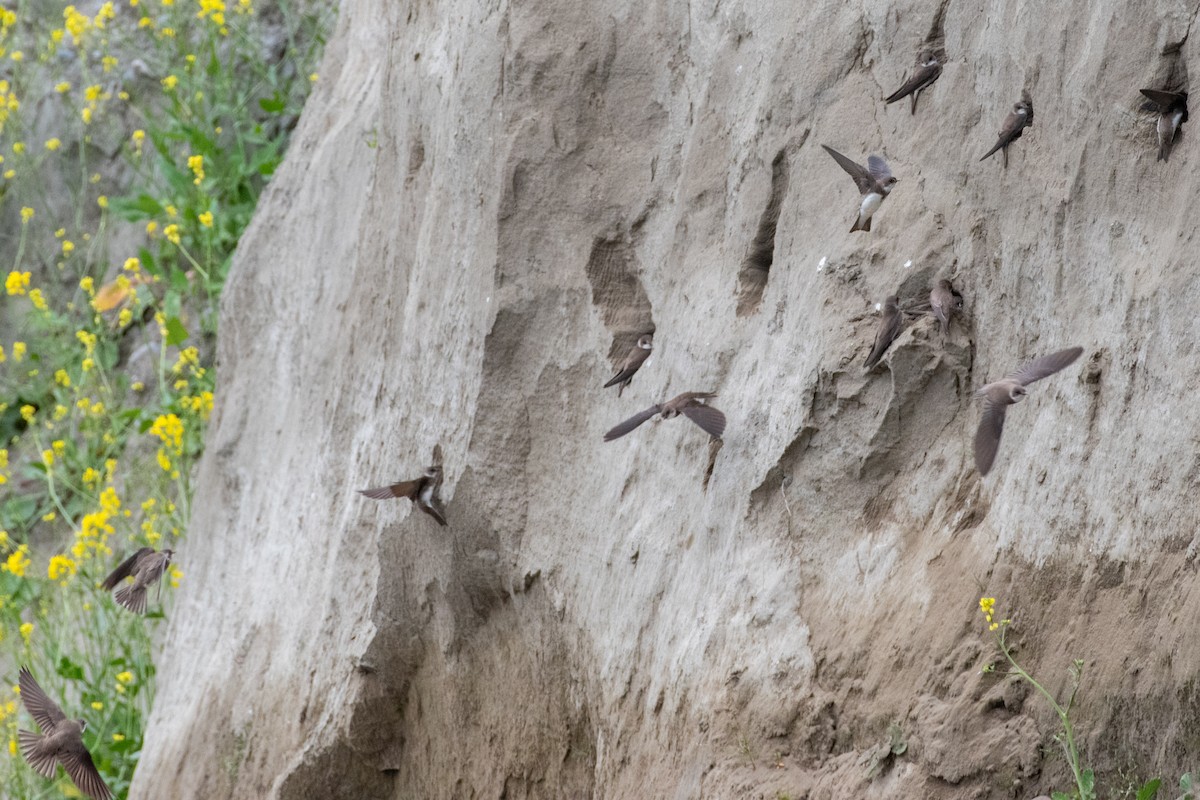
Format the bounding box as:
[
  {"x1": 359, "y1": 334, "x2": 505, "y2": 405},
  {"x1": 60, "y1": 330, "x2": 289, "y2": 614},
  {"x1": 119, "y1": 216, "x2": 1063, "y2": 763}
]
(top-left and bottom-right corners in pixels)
[
  {"x1": 979, "y1": 90, "x2": 1034, "y2": 167},
  {"x1": 974, "y1": 347, "x2": 1083, "y2": 475},
  {"x1": 929, "y1": 279, "x2": 963, "y2": 335},
  {"x1": 1139, "y1": 88, "x2": 1188, "y2": 162},
  {"x1": 359, "y1": 445, "x2": 448, "y2": 526},
  {"x1": 16, "y1": 667, "x2": 112, "y2": 800},
  {"x1": 864, "y1": 296, "x2": 903, "y2": 368},
  {"x1": 822, "y1": 145, "x2": 898, "y2": 233},
  {"x1": 101, "y1": 547, "x2": 175, "y2": 614},
  {"x1": 885, "y1": 51, "x2": 943, "y2": 114},
  {"x1": 603, "y1": 392, "x2": 726, "y2": 441},
  {"x1": 603, "y1": 334, "x2": 653, "y2": 396}
]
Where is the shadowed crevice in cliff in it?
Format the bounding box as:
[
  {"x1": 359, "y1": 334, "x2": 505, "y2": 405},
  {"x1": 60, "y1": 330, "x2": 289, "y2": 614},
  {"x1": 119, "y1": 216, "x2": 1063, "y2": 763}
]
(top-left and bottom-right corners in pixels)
[
  {"x1": 585, "y1": 235, "x2": 656, "y2": 364},
  {"x1": 736, "y1": 148, "x2": 790, "y2": 317}
]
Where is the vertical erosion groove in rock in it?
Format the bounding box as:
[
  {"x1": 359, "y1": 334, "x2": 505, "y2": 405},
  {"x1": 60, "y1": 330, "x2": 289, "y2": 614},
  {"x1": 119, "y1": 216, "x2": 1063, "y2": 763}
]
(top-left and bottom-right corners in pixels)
[
  {"x1": 736, "y1": 148, "x2": 790, "y2": 317},
  {"x1": 585, "y1": 235, "x2": 656, "y2": 362}
]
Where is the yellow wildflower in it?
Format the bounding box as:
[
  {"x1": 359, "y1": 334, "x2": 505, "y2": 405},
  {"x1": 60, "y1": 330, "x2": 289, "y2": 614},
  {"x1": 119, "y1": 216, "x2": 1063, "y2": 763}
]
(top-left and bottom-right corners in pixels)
[
  {"x1": 91, "y1": 702, "x2": 103, "y2": 711},
  {"x1": 12, "y1": 142, "x2": 25, "y2": 154},
  {"x1": 19, "y1": 622, "x2": 32, "y2": 642},
  {"x1": 19, "y1": 404, "x2": 34, "y2": 422},
  {"x1": 82, "y1": 358, "x2": 94, "y2": 372},
  {"x1": 162, "y1": 75, "x2": 178, "y2": 90},
  {"x1": 54, "y1": 369, "x2": 71, "y2": 387},
  {"x1": 44, "y1": 138, "x2": 61, "y2": 151},
  {"x1": 5, "y1": 271, "x2": 29, "y2": 295},
  {"x1": 112, "y1": 733, "x2": 124, "y2": 742},
  {"x1": 12, "y1": 342, "x2": 25, "y2": 361},
  {"x1": 164, "y1": 224, "x2": 181, "y2": 245},
  {"x1": 41, "y1": 512, "x2": 56, "y2": 522},
  {"x1": 97, "y1": 195, "x2": 108, "y2": 209},
  {"x1": 41, "y1": 449, "x2": 54, "y2": 467},
  {"x1": 101, "y1": 55, "x2": 117, "y2": 72},
  {"x1": 76, "y1": 329, "x2": 97, "y2": 354},
  {"x1": 2, "y1": 545, "x2": 30, "y2": 577},
  {"x1": 82, "y1": 467, "x2": 99, "y2": 484},
  {"x1": 118, "y1": 308, "x2": 132, "y2": 327},
  {"x1": 9, "y1": 52, "x2": 22, "y2": 62},
  {"x1": 132, "y1": 129, "x2": 145, "y2": 149},
  {"x1": 62, "y1": 240, "x2": 75, "y2": 255},
  {"x1": 198, "y1": 210, "x2": 214, "y2": 227},
  {"x1": 170, "y1": 565, "x2": 183, "y2": 587},
  {"x1": 80, "y1": 276, "x2": 94, "y2": 294},
  {"x1": 309, "y1": 72, "x2": 318, "y2": 83},
  {"x1": 48, "y1": 555, "x2": 77, "y2": 582},
  {"x1": 63, "y1": 5, "x2": 91, "y2": 44},
  {"x1": 19, "y1": 207, "x2": 32, "y2": 223},
  {"x1": 28, "y1": 289, "x2": 47, "y2": 311},
  {"x1": 116, "y1": 671, "x2": 133, "y2": 684},
  {"x1": 145, "y1": 221, "x2": 158, "y2": 236},
  {"x1": 81, "y1": 107, "x2": 93, "y2": 125},
  {"x1": 123, "y1": 257, "x2": 140, "y2": 271},
  {"x1": 187, "y1": 154, "x2": 204, "y2": 183}
]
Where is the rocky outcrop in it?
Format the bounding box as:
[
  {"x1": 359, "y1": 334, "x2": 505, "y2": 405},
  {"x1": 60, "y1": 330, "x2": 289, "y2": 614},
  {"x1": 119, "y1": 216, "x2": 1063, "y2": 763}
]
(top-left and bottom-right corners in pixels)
[{"x1": 133, "y1": 0, "x2": 1200, "y2": 797}]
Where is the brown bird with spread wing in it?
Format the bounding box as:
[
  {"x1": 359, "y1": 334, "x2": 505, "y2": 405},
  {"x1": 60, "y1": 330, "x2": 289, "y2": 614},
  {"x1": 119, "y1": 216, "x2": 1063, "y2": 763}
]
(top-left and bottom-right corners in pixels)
[
  {"x1": 603, "y1": 392, "x2": 726, "y2": 441},
  {"x1": 979, "y1": 90, "x2": 1034, "y2": 167},
  {"x1": 359, "y1": 445, "x2": 448, "y2": 526},
  {"x1": 101, "y1": 547, "x2": 174, "y2": 614},
  {"x1": 974, "y1": 347, "x2": 1083, "y2": 475},
  {"x1": 17, "y1": 667, "x2": 112, "y2": 800},
  {"x1": 603, "y1": 334, "x2": 653, "y2": 396}
]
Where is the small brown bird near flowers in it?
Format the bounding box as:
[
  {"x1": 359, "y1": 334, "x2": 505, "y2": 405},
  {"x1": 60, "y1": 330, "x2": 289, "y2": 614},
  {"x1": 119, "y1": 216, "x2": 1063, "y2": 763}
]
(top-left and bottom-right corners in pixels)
[
  {"x1": 974, "y1": 347, "x2": 1083, "y2": 475},
  {"x1": 603, "y1": 392, "x2": 726, "y2": 441},
  {"x1": 101, "y1": 547, "x2": 174, "y2": 614},
  {"x1": 359, "y1": 445, "x2": 448, "y2": 526},
  {"x1": 603, "y1": 334, "x2": 653, "y2": 396},
  {"x1": 17, "y1": 667, "x2": 113, "y2": 800}
]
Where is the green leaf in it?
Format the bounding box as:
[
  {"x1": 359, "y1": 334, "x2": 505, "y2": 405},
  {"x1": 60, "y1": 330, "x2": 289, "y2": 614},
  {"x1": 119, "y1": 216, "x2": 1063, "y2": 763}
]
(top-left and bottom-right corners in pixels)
[
  {"x1": 1081, "y1": 770, "x2": 1096, "y2": 800},
  {"x1": 258, "y1": 93, "x2": 286, "y2": 113},
  {"x1": 1051, "y1": 792, "x2": 1072, "y2": 800},
  {"x1": 1136, "y1": 778, "x2": 1162, "y2": 800},
  {"x1": 56, "y1": 656, "x2": 85, "y2": 682},
  {"x1": 1181, "y1": 772, "x2": 1195, "y2": 798},
  {"x1": 110, "y1": 193, "x2": 165, "y2": 221},
  {"x1": 164, "y1": 316, "x2": 189, "y2": 346}
]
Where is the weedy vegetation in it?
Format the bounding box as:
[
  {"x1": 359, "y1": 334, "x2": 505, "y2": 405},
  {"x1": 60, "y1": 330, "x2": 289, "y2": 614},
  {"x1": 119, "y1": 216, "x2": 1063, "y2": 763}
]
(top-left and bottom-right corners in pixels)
[{"x1": 0, "y1": 1, "x2": 331, "y2": 795}]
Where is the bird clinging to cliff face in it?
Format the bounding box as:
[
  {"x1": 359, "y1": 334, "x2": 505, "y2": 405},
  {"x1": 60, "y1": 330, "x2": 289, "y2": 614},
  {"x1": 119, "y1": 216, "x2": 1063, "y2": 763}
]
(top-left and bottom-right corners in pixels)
[
  {"x1": 864, "y1": 295, "x2": 903, "y2": 368},
  {"x1": 979, "y1": 90, "x2": 1034, "y2": 167},
  {"x1": 929, "y1": 279, "x2": 963, "y2": 335},
  {"x1": 974, "y1": 347, "x2": 1083, "y2": 476},
  {"x1": 101, "y1": 547, "x2": 174, "y2": 614},
  {"x1": 603, "y1": 392, "x2": 726, "y2": 441},
  {"x1": 603, "y1": 334, "x2": 653, "y2": 396},
  {"x1": 822, "y1": 145, "x2": 898, "y2": 233},
  {"x1": 359, "y1": 445, "x2": 448, "y2": 526},
  {"x1": 885, "y1": 50, "x2": 943, "y2": 114},
  {"x1": 17, "y1": 667, "x2": 112, "y2": 800},
  {"x1": 1139, "y1": 88, "x2": 1188, "y2": 162}
]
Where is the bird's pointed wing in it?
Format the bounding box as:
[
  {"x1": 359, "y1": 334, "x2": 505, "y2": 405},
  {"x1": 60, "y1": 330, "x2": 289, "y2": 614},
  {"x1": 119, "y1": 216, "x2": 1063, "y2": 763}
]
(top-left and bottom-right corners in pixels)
[
  {"x1": 431, "y1": 443, "x2": 443, "y2": 467},
  {"x1": 603, "y1": 405, "x2": 662, "y2": 441},
  {"x1": 980, "y1": 108, "x2": 1029, "y2": 160},
  {"x1": 680, "y1": 403, "x2": 727, "y2": 438},
  {"x1": 974, "y1": 401, "x2": 1009, "y2": 475},
  {"x1": 1010, "y1": 347, "x2": 1084, "y2": 386},
  {"x1": 866, "y1": 155, "x2": 893, "y2": 183},
  {"x1": 100, "y1": 547, "x2": 153, "y2": 590},
  {"x1": 884, "y1": 62, "x2": 941, "y2": 104},
  {"x1": 822, "y1": 145, "x2": 873, "y2": 192},
  {"x1": 1140, "y1": 88, "x2": 1183, "y2": 110},
  {"x1": 359, "y1": 479, "x2": 421, "y2": 500},
  {"x1": 603, "y1": 346, "x2": 650, "y2": 388},
  {"x1": 421, "y1": 499, "x2": 449, "y2": 527},
  {"x1": 18, "y1": 668, "x2": 66, "y2": 732},
  {"x1": 60, "y1": 741, "x2": 113, "y2": 800},
  {"x1": 865, "y1": 309, "x2": 903, "y2": 367}
]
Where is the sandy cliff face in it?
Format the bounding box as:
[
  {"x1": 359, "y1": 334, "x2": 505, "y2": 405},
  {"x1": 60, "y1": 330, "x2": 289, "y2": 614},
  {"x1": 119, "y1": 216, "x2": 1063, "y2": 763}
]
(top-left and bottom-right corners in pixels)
[{"x1": 132, "y1": 0, "x2": 1200, "y2": 797}]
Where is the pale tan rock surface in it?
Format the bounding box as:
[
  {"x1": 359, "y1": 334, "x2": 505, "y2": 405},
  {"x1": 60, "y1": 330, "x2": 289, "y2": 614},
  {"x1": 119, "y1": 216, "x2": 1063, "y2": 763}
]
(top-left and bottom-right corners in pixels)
[{"x1": 132, "y1": 0, "x2": 1200, "y2": 797}]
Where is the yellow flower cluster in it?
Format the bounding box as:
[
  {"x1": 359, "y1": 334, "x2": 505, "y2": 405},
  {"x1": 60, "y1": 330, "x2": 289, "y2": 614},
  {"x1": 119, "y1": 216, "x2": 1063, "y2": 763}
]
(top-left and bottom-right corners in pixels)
[
  {"x1": 979, "y1": 596, "x2": 999, "y2": 632},
  {"x1": 187, "y1": 154, "x2": 204, "y2": 184},
  {"x1": 72, "y1": 488, "x2": 120, "y2": 561},
  {"x1": 2, "y1": 545, "x2": 30, "y2": 578},
  {"x1": 62, "y1": 6, "x2": 91, "y2": 45},
  {"x1": 47, "y1": 554, "x2": 77, "y2": 583},
  {"x1": 0, "y1": 79, "x2": 19, "y2": 135},
  {"x1": 197, "y1": 0, "x2": 227, "y2": 26},
  {"x1": 4, "y1": 271, "x2": 29, "y2": 295}
]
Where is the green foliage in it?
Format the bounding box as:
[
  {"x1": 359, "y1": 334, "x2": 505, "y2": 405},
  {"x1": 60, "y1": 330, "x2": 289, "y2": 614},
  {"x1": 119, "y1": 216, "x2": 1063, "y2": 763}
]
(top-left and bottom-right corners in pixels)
[{"x1": 0, "y1": 0, "x2": 331, "y2": 796}]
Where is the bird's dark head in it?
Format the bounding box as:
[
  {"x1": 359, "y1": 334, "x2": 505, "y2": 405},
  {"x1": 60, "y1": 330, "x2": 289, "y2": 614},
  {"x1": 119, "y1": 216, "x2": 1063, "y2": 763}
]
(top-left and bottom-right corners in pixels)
[
  {"x1": 77, "y1": 718, "x2": 88, "y2": 731},
  {"x1": 162, "y1": 548, "x2": 175, "y2": 560},
  {"x1": 425, "y1": 465, "x2": 442, "y2": 479},
  {"x1": 637, "y1": 335, "x2": 653, "y2": 350},
  {"x1": 882, "y1": 176, "x2": 899, "y2": 192}
]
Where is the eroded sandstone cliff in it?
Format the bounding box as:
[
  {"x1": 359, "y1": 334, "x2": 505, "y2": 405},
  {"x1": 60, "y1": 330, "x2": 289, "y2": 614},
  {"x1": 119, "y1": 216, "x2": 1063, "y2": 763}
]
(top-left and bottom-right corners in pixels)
[{"x1": 133, "y1": 0, "x2": 1200, "y2": 797}]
